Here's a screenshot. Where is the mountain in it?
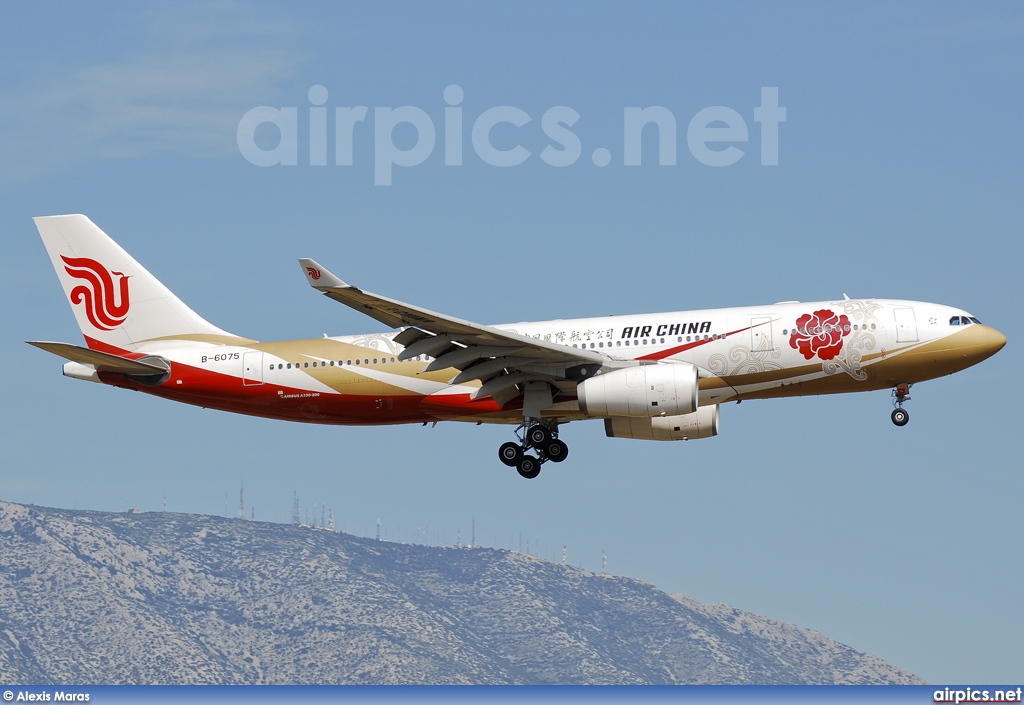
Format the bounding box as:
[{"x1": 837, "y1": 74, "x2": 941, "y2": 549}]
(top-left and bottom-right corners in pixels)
[{"x1": 0, "y1": 500, "x2": 923, "y2": 684}]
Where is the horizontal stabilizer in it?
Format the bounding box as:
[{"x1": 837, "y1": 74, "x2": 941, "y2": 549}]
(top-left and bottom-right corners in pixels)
[{"x1": 27, "y1": 341, "x2": 169, "y2": 375}]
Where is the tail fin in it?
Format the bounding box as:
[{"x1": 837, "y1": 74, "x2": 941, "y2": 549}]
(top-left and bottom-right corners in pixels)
[{"x1": 34, "y1": 214, "x2": 244, "y2": 352}]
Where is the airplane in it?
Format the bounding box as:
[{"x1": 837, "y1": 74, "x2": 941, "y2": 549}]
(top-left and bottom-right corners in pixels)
[{"x1": 29, "y1": 214, "x2": 1006, "y2": 479}]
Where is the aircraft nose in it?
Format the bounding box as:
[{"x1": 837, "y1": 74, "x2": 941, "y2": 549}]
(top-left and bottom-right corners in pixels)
[
  {"x1": 941, "y1": 323, "x2": 1007, "y2": 371},
  {"x1": 979, "y1": 325, "x2": 1007, "y2": 356}
]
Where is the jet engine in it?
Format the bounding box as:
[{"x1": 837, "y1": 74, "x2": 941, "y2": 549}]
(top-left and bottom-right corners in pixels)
[
  {"x1": 604, "y1": 404, "x2": 720, "y2": 441},
  {"x1": 577, "y1": 362, "x2": 698, "y2": 418}
]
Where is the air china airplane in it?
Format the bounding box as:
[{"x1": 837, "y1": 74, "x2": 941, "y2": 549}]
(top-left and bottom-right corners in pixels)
[{"x1": 30, "y1": 215, "x2": 1005, "y2": 479}]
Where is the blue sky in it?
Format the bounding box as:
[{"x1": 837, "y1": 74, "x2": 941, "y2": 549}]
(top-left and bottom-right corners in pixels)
[{"x1": 2, "y1": 1, "x2": 1022, "y2": 684}]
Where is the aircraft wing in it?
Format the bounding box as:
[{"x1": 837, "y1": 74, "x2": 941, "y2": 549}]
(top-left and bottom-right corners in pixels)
[{"x1": 298, "y1": 259, "x2": 605, "y2": 404}]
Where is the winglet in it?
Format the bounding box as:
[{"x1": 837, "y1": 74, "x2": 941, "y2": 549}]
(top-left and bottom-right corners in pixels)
[{"x1": 298, "y1": 259, "x2": 348, "y2": 289}]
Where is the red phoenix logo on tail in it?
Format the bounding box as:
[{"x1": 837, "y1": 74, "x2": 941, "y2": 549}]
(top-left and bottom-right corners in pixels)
[
  {"x1": 306, "y1": 266, "x2": 321, "y2": 280},
  {"x1": 61, "y1": 256, "x2": 130, "y2": 331}
]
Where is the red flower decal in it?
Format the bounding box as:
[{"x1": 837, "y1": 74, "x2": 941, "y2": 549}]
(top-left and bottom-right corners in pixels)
[{"x1": 789, "y1": 309, "x2": 851, "y2": 361}]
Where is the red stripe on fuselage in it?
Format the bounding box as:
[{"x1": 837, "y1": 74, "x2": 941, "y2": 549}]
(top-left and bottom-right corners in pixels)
[
  {"x1": 91, "y1": 345, "x2": 509, "y2": 425},
  {"x1": 635, "y1": 320, "x2": 773, "y2": 361}
]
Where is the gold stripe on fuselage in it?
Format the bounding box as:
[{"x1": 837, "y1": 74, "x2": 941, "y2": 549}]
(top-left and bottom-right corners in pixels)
[
  {"x1": 250, "y1": 337, "x2": 466, "y2": 397},
  {"x1": 730, "y1": 324, "x2": 1005, "y2": 401}
]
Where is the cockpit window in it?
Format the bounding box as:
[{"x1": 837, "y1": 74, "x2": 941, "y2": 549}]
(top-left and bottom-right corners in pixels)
[
  {"x1": 950, "y1": 316, "x2": 960, "y2": 325},
  {"x1": 951, "y1": 315, "x2": 982, "y2": 326},
  {"x1": 969, "y1": 317, "x2": 981, "y2": 324}
]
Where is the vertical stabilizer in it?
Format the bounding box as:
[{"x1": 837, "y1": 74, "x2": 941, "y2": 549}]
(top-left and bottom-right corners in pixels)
[{"x1": 34, "y1": 214, "x2": 243, "y2": 352}]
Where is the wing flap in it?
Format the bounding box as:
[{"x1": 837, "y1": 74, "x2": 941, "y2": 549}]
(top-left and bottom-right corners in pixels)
[
  {"x1": 424, "y1": 345, "x2": 525, "y2": 373},
  {"x1": 393, "y1": 326, "x2": 430, "y2": 348}
]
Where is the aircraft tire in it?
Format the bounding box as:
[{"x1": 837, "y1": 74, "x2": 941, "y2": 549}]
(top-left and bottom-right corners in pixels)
[
  {"x1": 891, "y1": 408, "x2": 910, "y2": 427},
  {"x1": 498, "y1": 442, "x2": 523, "y2": 467},
  {"x1": 526, "y1": 424, "x2": 552, "y2": 448},
  {"x1": 517, "y1": 455, "x2": 541, "y2": 479},
  {"x1": 545, "y1": 439, "x2": 569, "y2": 463}
]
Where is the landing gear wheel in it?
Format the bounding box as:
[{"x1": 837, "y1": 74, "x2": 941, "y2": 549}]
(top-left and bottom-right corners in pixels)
[
  {"x1": 498, "y1": 442, "x2": 523, "y2": 467},
  {"x1": 517, "y1": 455, "x2": 541, "y2": 479},
  {"x1": 544, "y1": 439, "x2": 569, "y2": 463},
  {"x1": 526, "y1": 424, "x2": 552, "y2": 448},
  {"x1": 891, "y1": 408, "x2": 909, "y2": 427}
]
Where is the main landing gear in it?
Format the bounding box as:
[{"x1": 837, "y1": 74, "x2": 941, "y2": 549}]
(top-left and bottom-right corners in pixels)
[
  {"x1": 891, "y1": 383, "x2": 911, "y2": 427},
  {"x1": 498, "y1": 421, "x2": 568, "y2": 479}
]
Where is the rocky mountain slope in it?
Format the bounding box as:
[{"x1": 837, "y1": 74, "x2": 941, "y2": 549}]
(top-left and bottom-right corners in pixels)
[{"x1": 0, "y1": 501, "x2": 924, "y2": 684}]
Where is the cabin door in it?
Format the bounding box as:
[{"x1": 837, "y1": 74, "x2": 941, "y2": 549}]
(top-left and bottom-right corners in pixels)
[
  {"x1": 893, "y1": 307, "x2": 918, "y2": 343},
  {"x1": 750, "y1": 317, "x2": 774, "y2": 351},
  {"x1": 242, "y1": 351, "x2": 264, "y2": 386}
]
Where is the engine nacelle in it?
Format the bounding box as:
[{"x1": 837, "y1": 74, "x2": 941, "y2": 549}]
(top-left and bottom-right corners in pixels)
[
  {"x1": 604, "y1": 405, "x2": 720, "y2": 441},
  {"x1": 577, "y1": 362, "x2": 698, "y2": 418}
]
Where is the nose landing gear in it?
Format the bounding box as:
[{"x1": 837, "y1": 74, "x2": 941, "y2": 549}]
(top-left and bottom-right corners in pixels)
[
  {"x1": 496, "y1": 421, "x2": 568, "y2": 479},
  {"x1": 891, "y1": 383, "x2": 911, "y2": 426}
]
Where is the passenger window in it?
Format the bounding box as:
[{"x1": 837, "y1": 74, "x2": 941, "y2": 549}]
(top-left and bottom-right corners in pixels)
[
  {"x1": 304, "y1": 362, "x2": 309, "y2": 368},
  {"x1": 355, "y1": 359, "x2": 360, "y2": 365}
]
